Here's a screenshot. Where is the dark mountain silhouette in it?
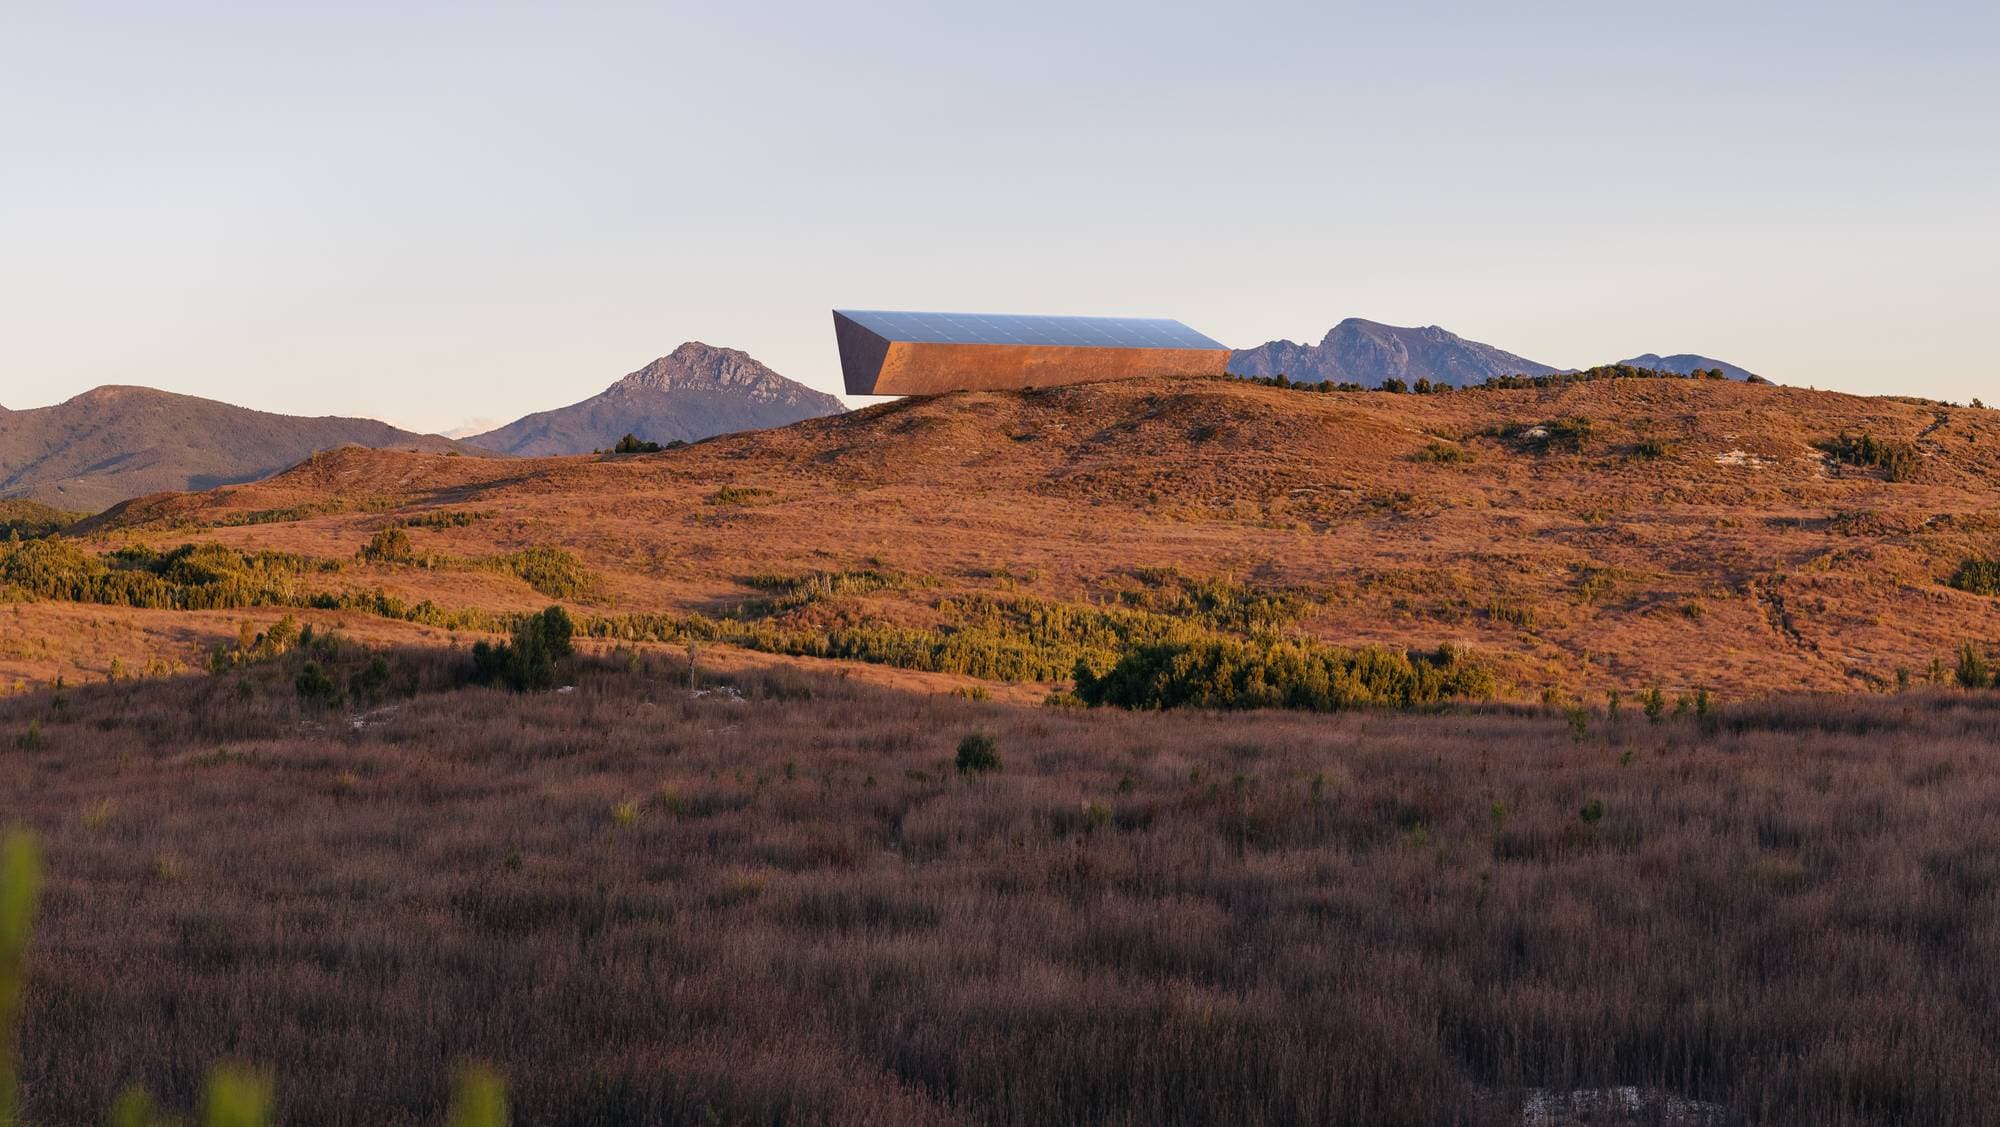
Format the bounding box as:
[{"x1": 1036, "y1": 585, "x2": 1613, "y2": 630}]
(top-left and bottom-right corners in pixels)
[
  {"x1": 1615, "y1": 353, "x2": 1762, "y2": 382},
  {"x1": 0, "y1": 386, "x2": 473, "y2": 512},
  {"x1": 469, "y1": 343, "x2": 845, "y2": 457},
  {"x1": 1229, "y1": 318, "x2": 1560, "y2": 386}
]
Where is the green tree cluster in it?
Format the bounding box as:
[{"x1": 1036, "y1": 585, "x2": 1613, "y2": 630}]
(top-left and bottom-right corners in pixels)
[
  {"x1": 1816, "y1": 431, "x2": 1918, "y2": 482},
  {"x1": 612, "y1": 434, "x2": 663, "y2": 454},
  {"x1": 1072, "y1": 638, "x2": 1492, "y2": 712},
  {"x1": 472, "y1": 606, "x2": 576, "y2": 691}
]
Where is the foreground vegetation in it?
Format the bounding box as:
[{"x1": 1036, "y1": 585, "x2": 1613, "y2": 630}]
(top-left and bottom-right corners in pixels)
[
  {"x1": 3, "y1": 644, "x2": 1997, "y2": 1124},
  {"x1": 1, "y1": 546, "x2": 1497, "y2": 708},
  {"x1": 1233, "y1": 363, "x2": 1741, "y2": 395}
]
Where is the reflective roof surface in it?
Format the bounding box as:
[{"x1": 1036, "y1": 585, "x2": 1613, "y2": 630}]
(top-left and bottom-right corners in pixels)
[{"x1": 834, "y1": 310, "x2": 1227, "y2": 351}]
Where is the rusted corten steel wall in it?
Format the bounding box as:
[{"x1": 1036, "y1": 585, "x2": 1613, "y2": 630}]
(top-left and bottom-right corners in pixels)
[{"x1": 834, "y1": 310, "x2": 1231, "y2": 396}]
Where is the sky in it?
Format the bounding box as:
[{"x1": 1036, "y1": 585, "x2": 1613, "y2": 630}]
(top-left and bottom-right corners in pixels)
[{"x1": 2, "y1": 0, "x2": 1996, "y2": 433}]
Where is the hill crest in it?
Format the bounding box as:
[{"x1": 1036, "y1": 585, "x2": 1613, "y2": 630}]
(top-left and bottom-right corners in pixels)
[{"x1": 48, "y1": 373, "x2": 2000, "y2": 701}]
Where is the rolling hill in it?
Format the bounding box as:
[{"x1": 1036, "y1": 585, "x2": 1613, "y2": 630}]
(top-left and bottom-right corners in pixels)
[
  {"x1": 44, "y1": 372, "x2": 2000, "y2": 700},
  {"x1": 467, "y1": 342, "x2": 845, "y2": 456},
  {"x1": 0, "y1": 386, "x2": 474, "y2": 512}
]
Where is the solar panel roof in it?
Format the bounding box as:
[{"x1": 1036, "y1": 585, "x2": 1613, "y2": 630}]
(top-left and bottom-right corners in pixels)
[{"x1": 834, "y1": 310, "x2": 1227, "y2": 351}]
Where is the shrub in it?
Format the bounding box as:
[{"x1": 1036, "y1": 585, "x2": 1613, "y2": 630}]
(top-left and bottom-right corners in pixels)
[
  {"x1": 1503, "y1": 416, "x2": 1594, "y2": 454},
  {"x1": 359, "y1": 528, "x2": 418, "y2": 564},
  {"x1": 955, "y1": 732, "x2": 1001, "y2": 775},
  {"x1": 1411, "y1": 441, "x2": 1472, "y2": 464},
  {"x1": 1073, "y1": 638, "x2": 1492, "y2": 712},
  {"x1": 1817, "y1": 431, "x2": 1918, "y2": 481},
  {"x1": 471, "y1": 606, "x2": 576, "y2": 692},
  {"x1": 1955, "y1": 642, "x2": 1991, "y2": 690},
  {"x1": 1564, "y1": 705, "x2": 1589, "y2": 742},
  {"x1": 350, "y1": 654, "x2": 392, "y2": 698},
  {"x1": 1949, "y1": 557, "x2": 2000, "y2": 597},
  {"x1": 708, "y1": 486, "x2": 775, "y2": 506},
  {"x1": 744, "y1": 569, "x2": 911, "y2": 610},
  {"x1": 1630, "y1": 438, "x2": 1676, "y2": 460},
  {"x1": 1642, "y1": 685, "x2": 1667, "y2": 724},
  {"x1": 294, "y1": 661, "x2": 343, "y2": 706},
  {"x1": 612, "y1": 434, "x2": 663, "y2": 454},
  {"x1": 495, "y1": 547, "x2": 594, "y2": 599},
  {"x1": 390, "y1": 510, "x2": 490, "y2": 531}
]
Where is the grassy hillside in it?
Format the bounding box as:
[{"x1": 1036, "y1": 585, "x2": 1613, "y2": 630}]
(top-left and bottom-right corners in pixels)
[
  {"x1": 14, "y1": 374, "x2": 2000, "y2": 700},
  {"x1": 3, "y1": 641, "x2": 1997, "y2": 1123}
]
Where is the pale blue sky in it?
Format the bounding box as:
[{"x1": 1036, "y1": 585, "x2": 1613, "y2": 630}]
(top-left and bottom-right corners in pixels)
[{"x1": 3, "y1": 1, "x2": 1995, "y2": 432}]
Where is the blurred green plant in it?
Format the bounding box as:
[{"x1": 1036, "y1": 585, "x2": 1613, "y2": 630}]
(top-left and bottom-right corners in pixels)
[
  {"x1": 2, "y1": 831, "x2": 42, "y2": 1127},
  {"x1": 447, "y1": 1064, "x2": 508, "y2": 1127}
]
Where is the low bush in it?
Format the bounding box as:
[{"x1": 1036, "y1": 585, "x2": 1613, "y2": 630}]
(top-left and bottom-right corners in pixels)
[
  {"x1": 612, "y1": 433, "x2": 663, "y2": 454},
  {"x1": 1949, "y1": 557, "x2": 2000, "y2": 597},
  {"x1": 1500, "y1": 416, "x2": 1594, "y2": 454},
  {"x1": 293, "y1": 661, "x2": 342, "y2": 706},
  {"x1": 708, "y1": 486, "x2": 775, "y2": 506},
  {"x1": 742, "y1": 569, "x2": 913, "y2": 611},
  {"x1": 1072, "y1": 638, "x2": 1492, "y2": 712},
  {"x1": 1411, "y1": 441, "x2": 1473, "y2": 464},
  {"x1": 1955, "y1": 642, "x2": 1991, "y2": 690},
  {"x1": 488, "y1": 547, "x2": 594, "y2": 599},
  {"x1": 1817, "y1": 431, "x2": 1918, "y2": 481},
  {"x1": 471, "y1": 606, "x2": 576, "y2": 692},
  {"x1": 358, "y1": 527, "x2": 419, "y2": 564},
  {"x1": 955, "y1": 732, "x2": 1001, "y2": 774}
]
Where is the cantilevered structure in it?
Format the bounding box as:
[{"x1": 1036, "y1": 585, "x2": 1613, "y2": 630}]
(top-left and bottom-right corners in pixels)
[{"x1": 833, "y1": 309, "x2": 1231, "y2": 396}]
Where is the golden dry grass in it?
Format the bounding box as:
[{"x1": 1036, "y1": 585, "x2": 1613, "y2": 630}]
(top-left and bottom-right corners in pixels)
[{"x1": 20, "y1": 376, "x2": 2000, "y2": 699}]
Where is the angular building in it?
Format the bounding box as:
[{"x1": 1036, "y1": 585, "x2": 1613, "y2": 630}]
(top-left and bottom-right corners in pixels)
[{"x1": 833, "y1": 309, "x2": 1232, "y2": 396}]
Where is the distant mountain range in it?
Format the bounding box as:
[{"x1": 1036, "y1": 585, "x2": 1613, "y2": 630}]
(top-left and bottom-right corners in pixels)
[
  {"x1": 1228, "y1": 318, "x2": 1759, "y2": 386},
  {"x1": 6, "y1": 324, "x2": 1758, "y2": 513},
  {"x1": 0, "y1": 387, "x2": 473, "y2": 512},
  {"x1": 1, "y1": 344, "x2": 844, "y2": 511},
  {"x1": 467, "y1": 342, "x2": 843, "y2": 457}
]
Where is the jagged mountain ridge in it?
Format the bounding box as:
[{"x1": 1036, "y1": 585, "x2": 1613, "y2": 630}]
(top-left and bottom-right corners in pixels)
[
  {"x1": 1230, "y1": 318, "x2": 1760, "y2": 387},
  {"x1": 1229, "y1": 318, "x2": 1561, "y2": 386},
  {"x1": 468, "y1": 342, "x2": 845, "y2": 456}
]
